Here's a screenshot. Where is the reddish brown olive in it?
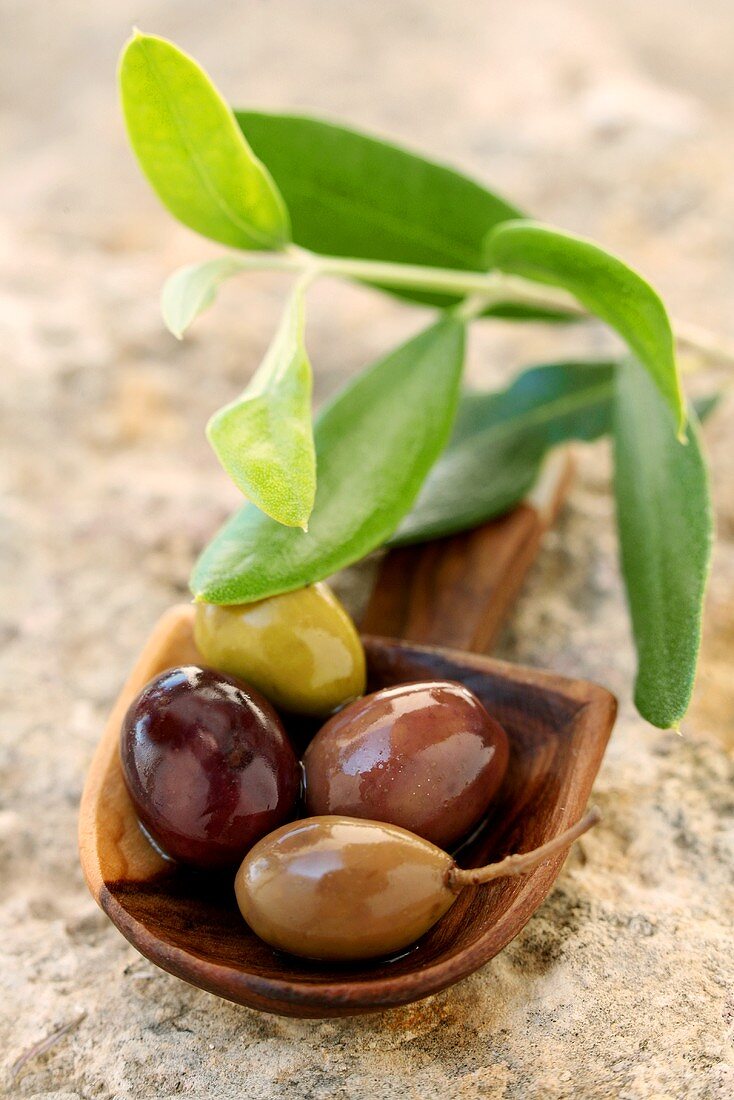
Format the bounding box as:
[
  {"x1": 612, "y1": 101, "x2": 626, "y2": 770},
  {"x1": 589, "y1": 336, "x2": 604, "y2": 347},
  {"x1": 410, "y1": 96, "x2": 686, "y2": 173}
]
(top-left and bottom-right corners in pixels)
[
  {"x1": 235, "y1": 811, "x2": 600, "y2": 961},
  {"x1": 302, "y1": 681, "x2": 509, "y2": 848},
  {"x1": 121, "y1": 666, "x2": 300, "y2": 868}
]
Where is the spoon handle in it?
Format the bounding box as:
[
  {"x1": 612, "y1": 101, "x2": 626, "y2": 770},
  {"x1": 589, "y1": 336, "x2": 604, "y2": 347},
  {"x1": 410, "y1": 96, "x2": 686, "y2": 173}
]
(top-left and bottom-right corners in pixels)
[{"x1": 361, "y1": 449, "x2": 574, "y2": 654}]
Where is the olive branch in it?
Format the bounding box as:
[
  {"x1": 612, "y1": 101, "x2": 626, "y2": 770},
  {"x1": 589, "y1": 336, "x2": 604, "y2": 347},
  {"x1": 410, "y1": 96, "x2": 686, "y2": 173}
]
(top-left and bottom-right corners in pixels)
[{"x1": 120, "y1": 31, "x2": 721, "y2": 729}]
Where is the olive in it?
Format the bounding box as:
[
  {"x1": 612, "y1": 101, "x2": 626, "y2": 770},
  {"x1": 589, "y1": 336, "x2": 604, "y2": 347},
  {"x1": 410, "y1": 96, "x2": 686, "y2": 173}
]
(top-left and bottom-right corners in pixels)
[
  {"x1": 235, "y1": 811, "x2": 600, "y2": 961},
  {"x1": 194, "y1": 583, "x2": 367, "y2": 717},
  {"x1": 120, "y1": 666, "x2": 300, "y2": 868},
  {"x1": 303, "y1": 681, "x2": 509, "y2": 848},
  {"x1": 235, "y1": 816, "x2": 454, "y2": 960}
]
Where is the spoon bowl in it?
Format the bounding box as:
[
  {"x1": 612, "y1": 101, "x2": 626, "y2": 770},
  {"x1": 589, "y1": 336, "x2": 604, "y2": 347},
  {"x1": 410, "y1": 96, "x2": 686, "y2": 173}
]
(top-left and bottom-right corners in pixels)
[{"x1": 79, "y1": 603, "x2": 615, "y2": 1018}]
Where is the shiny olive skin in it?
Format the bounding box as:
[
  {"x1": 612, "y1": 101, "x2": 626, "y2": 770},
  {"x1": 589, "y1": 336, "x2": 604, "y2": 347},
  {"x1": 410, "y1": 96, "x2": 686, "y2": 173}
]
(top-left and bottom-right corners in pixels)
[
  {"x1": 121, "y1": 666, "x2": 300, "y2": 868},
  {"x1": 194, "y1": 583, "x2": 366, "y2": 717},
  {"x1": 235, "y1": 816, "x2": 457, "y2": 960},
  {"x1": 303, "y1": 681, "x2": 509, "y2": 848}
]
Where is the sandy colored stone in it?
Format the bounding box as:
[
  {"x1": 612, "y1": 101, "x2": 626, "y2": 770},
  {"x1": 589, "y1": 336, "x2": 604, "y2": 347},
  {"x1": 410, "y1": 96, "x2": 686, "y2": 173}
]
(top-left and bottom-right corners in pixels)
[{"x1": 1, "y1": 2, "x2": 733, "y2": 1098}]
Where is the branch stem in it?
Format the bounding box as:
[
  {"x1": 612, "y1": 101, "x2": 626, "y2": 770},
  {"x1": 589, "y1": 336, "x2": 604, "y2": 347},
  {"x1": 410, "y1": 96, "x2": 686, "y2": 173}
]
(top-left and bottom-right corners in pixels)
[
  {"x1": 224, "y1": 247, "x2": 732, "y2": 371},
  {"x1": 286, "y1": 243, "x2": 582, "y2": 313}
]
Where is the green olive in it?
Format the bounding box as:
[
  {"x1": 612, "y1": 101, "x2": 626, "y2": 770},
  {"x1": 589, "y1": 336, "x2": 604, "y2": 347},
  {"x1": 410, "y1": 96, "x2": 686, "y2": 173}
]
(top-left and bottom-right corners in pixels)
[
  {"x1": 194, "y1": 583, "x2": 366, "y2": 717},
  {"x1": 235, "y1": 811, "x2": 600, "y2": 961},
  {"x1": 235, "y1": 816, "x2": 456, "y2": 961}
]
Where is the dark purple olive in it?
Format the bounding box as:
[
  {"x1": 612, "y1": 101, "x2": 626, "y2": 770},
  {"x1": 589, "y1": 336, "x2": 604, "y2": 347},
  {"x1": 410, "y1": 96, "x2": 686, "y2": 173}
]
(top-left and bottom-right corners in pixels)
[
  {"x1": 303, "y1": 681, "x2": 509, "y2": 849},
  {"x1": 120, "y1": 666, "x2": 300, "y2": 868}
]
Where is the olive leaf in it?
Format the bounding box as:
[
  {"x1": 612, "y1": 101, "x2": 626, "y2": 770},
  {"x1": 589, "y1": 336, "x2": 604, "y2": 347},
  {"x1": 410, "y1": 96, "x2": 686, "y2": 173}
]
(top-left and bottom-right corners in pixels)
[
  {"x1": 192, "y1": 318, "x2": 466, "y2": 603},
  {"x1": 162, "y1": 257, "x2": 245, "y2": 338},
  {"x1": 207, "y1": 286, "x2": 315, "y2": 530},
  {"x1": 613, "y1": 359, "x2": 713, "y2": 729},
  {"x1": 485, "y1": 221, "x2": 686, "y2": 434},
  {"x1": 120, "y1": 33, "x2": 290, "y2": 250},
  {"x1": 393, "y1": 361, "x2": 615, "y2": 545},
  {"x1": 235, "y1": 110, "x2": 573, "y2": 321},
  {"x1": 394, "y1": 363, "x2": 718, "y2": 547},
  {"x1": 451, "y1": 361, "x2": 615, "y2": 445},
  {"x1": 118, "y1": 30, "x2": 719, "y2": 738},
  {"x1": 691, "y1": 392, "x2": 721, "y2": 423}
]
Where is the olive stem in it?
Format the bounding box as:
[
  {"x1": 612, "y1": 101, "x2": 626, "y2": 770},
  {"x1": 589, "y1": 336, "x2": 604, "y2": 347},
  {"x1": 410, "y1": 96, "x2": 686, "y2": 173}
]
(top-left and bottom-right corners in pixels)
[
  {"x1": 447, "y1": 806, "x2": 601, "y2": 892},
  {"x1": 189, "y1": 246, "x2": 734, "y2": 371}
]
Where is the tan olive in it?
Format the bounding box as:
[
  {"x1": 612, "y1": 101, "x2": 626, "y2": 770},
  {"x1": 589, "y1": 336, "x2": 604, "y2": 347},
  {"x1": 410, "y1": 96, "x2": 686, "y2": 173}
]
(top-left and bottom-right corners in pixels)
[
  {"x1": 235, "y1": 810, "x2": 600, "y2": 962},
  {"x1": 235, "y1": 816, "x2": 455, "y2": 960},
  {"x1": 194, "y1": 583, "x2": 366, "y2": 717}
]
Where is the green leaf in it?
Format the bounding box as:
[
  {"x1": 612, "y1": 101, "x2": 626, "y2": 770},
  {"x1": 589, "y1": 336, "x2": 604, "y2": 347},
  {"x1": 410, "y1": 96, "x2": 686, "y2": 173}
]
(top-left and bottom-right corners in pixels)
[
  {"x1": 120, "y1": 33, "x2": 289, "y2": 250},
  {"x1": 692, "y1": 392, "x2": 721, "y2": 424},
  {"x1": 193, "y1": 318, "x2": 466, "y2": 603},
  {"x1": 450, "y1": 361, "x2": 615, "y2": 444},
  {"x1": 206, "y1": 286, "x2": 315, "y2": 529},
  {"x1": 485, "y1": 221, "x2": 686, "y2": 433},
  {"x1": 613, "y1": 359, "x2": 713, "y2": 728},
  {"x1": 392, "y1": 361, "x2": 615, "y2": 545},
  {"x1": 393, "y1": 362, "x2": 718, "y2": 548},
  {"x1": 161, "y1": 257, "x2": 245, "y2": 338},
  {"x1": 234, "y1": 110, "x2": 571, "y2": 319}
]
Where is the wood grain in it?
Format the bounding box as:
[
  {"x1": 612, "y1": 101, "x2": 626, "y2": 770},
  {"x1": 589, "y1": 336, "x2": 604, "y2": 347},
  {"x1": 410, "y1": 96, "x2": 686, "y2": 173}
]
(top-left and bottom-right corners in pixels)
[
  {"x1": 79, "y1": 458, "x2": 617, "y2": 1017},
  {"x1": 362, "y1": 450, "x2": 574, "y2": 651},
  {"x1": 79, "y1": 609, "x2": 616, "y2": 1017}
]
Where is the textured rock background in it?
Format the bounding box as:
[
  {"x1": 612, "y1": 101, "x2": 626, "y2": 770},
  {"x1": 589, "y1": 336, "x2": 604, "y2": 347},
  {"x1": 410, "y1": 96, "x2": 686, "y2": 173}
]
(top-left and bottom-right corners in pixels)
[{"x1": 1, "y1": 1, "x2": 733, "y2": 1097}]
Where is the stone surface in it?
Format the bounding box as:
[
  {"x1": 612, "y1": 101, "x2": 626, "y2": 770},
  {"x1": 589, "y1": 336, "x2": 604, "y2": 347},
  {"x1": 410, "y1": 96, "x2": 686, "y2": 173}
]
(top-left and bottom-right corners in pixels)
[{"x1": 1, "y1": 1, "x2": 733, "y2": 1097}]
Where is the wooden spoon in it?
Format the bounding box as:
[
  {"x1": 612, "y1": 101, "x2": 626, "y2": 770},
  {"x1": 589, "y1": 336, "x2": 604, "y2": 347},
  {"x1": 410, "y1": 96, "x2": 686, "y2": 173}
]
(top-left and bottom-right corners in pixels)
[{"x1": 79, "y1": 453, "x2": 616, "y2": 1017}]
